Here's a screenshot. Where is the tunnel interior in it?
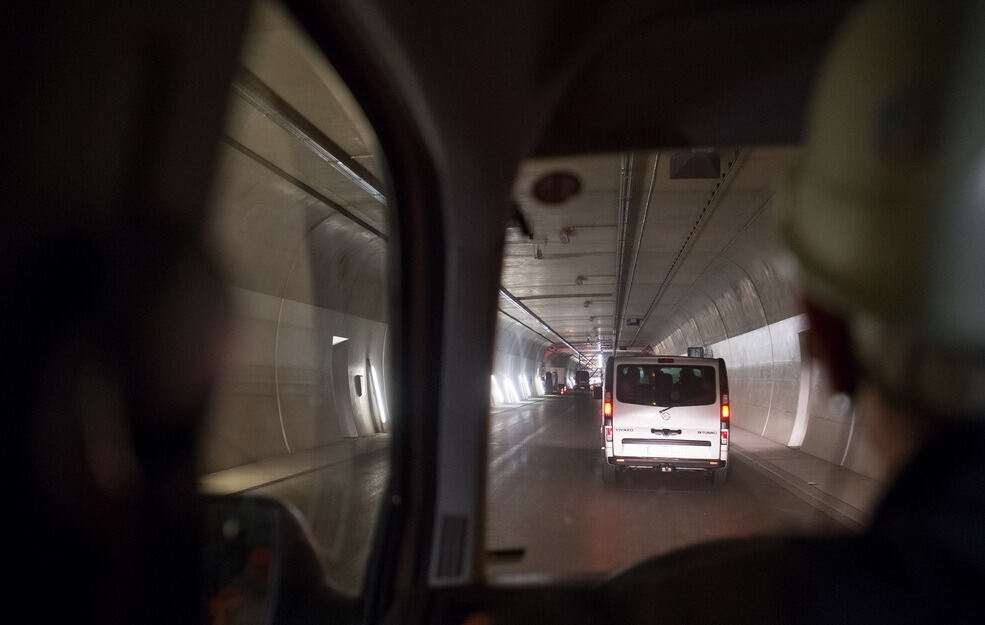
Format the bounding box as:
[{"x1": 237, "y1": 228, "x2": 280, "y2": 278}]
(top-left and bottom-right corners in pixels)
[
  {"x1": 496, "y1": 149, "x2": 883, "y2": 479},
  {"x1": 196, "y1": 0, "x2": 883, "y2": 595},
  {"x1": 201, "y1": 0, "x2": 392, "y2": 476}
]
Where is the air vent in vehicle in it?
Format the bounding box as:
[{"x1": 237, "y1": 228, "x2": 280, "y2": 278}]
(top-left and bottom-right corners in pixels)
[{"x1": 669, "y1": 151, "x2": 721, "y2": 179}]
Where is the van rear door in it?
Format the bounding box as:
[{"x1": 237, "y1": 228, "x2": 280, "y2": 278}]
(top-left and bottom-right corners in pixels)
[{"x1": 611, "y1": 361, "x2": 720, "y2": 460}]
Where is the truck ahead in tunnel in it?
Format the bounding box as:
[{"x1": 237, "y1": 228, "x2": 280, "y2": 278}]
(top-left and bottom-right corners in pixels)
[
  {"x1": 602, "y1": 355, "x2": 730, "y2": 485},
  {"x1": 574, "y1": 370, "x2": 590, "y2": 391}
]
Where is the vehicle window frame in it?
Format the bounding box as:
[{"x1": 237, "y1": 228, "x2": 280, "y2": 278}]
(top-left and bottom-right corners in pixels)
[{"x1": 282, "y1": 0, "x2": 446, "y2": 620}]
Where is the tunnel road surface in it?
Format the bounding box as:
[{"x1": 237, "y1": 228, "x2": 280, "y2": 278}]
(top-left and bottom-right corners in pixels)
[
  {"x1": 234, "y1": 393, "x2": 846, "y2": 594},
  {"x1": 485, "y1": 393, "x2": 844, "y2": 579}
]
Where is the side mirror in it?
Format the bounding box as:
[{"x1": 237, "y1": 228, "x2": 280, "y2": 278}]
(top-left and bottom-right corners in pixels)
[{"x1": 203, "y1": 495, "x2": 355, "y2": 625}]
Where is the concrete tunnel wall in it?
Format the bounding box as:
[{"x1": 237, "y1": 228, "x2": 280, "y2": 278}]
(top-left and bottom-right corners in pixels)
[
  {"x1": 652, "y1": 204, "x2": 884, "y2": 480},
  {"x1": 201, "y1": 126, "x2": 572, "y2": 475},
  {"x1": 491, "y1": 316, "x2": 567, "y2": 403},
  {"x1": 200, "y1": 145, "x2": 391, "y2": 475},
  {"x1": 200, "y1": 141, "x2": 882, "y2": 481}
]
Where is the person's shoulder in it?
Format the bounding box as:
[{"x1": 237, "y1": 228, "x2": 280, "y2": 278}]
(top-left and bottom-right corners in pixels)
[
  {"x1": 874, "y1": 416, "x2": 985, "y2": 522},
  {"x1": 598, "y1": 535, "x2": 857, "y2": 625},
  {"x1": 601, "y1": 533, "x2": 861, "y2": 585}
]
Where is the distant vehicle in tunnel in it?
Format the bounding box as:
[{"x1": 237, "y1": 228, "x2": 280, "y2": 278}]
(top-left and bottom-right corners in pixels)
[
  {"x1": 543, "y1": 371, "x2": 557, "y2": 393},
  {"x1": 574, "y1": 370, "x2": 590, "y2": 391},
  {"x1": 601, "y1": 355, "x2": 729, "y2": 485}
]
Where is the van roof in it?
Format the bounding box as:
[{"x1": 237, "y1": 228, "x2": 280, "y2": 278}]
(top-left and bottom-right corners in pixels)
[{"x1": 612, "y1": 356, "x2": 722, "y2": 367}]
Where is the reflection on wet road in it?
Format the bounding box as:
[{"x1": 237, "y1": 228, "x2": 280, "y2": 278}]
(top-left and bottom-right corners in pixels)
[{"x1": 485, "y1": 394, "x2": 842, "y2": 578}]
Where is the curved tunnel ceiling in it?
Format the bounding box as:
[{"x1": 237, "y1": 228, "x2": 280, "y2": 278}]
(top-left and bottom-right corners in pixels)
[
  {"x1": 507, "y1": 146, "x2": 800, "y2": 360},
  {"x1": 214, "y1": 0, "x2": 588, "y2": 357},
  {"x1": 213, "y1": 1, "x2": 808, "y2": 372},
  {"x1": 210, "y1": 0, "x2": 389, "y2": 322},
  {"x1": 201, "y1": 0, "x2": 871, "y2": 481}
]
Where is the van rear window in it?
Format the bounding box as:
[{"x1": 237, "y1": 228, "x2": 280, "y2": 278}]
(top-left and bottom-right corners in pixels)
[{"x1": 616, "y1": 365, "x2": 717, "y2": 407}]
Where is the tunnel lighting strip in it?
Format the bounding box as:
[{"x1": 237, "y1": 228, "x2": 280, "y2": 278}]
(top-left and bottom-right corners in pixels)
[
  {"x1": 519, "y1": 375, "x2": 532, "y2": 399},
  {"x1": 503, "y1": 378, "x2": 520, "y2": 403},
  {"x1": 370, "y1": 364, "x2": 388, "y2": 425},
  {"x1": 490, "y1": 375, "x2": 505, "y2": 404},
  {"x1": 231, "y1": 67, "x2": 386, "y2": 205}
]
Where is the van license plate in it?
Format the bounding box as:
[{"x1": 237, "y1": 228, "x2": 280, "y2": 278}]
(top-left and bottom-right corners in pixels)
[{"x1": 626, "y1": 444, "x2": 662, "y2": 457}]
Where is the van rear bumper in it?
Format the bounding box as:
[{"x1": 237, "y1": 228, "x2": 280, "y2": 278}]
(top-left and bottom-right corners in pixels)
[{"x1": 608, "y1": 456, "x2": 726, "y2": 470}]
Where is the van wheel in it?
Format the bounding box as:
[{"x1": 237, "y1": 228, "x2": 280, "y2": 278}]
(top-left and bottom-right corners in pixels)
[
  {"x1": 709, "y1": 468, "x2": 728, "y2": 486},
  {"x1": 602, "y1": 462, "x2": 619, "y2": 484}
]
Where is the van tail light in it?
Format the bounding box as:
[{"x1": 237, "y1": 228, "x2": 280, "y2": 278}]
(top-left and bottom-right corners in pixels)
[
  {"x1": 720, "y1": 395, "x2": 730, "y2": 447},
  {"x1": 603, "y1": 391, "x2": 613, "y2": 417},
  {"x1": 604, "y1": 418, "x2": 613, "y2": 442}
]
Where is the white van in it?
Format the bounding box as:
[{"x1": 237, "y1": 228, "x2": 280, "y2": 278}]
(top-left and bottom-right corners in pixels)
[{"x1": 601, "y1": 355, "x2": 730, "y2": 485}]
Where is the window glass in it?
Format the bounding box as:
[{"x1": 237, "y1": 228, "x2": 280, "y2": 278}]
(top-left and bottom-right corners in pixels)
[
  {"x1": 487, "y1": 148, "x2": 849, "y2": 582},
  {"x1": 616, "y1": 365, "x2": 716, "y2": 406},
  {"x1": 200, "y1": 0, "x2": 392, "y2": 599}
]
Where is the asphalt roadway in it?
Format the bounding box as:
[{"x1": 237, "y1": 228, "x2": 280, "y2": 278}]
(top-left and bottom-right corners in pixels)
[
  {"x1": 245, "y1": 393, "x2": 843, "y2": 594},
  {"x1": 484, "y1": 393, "x2": 843, "y2": 579}
]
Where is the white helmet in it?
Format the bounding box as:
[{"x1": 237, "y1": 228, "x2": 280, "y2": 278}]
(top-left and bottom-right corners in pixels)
[{"x1": 779, "y1": 0, "x2": 985, "y2": 414}]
